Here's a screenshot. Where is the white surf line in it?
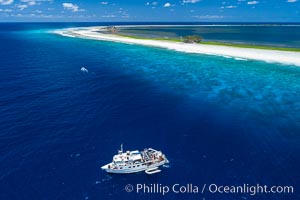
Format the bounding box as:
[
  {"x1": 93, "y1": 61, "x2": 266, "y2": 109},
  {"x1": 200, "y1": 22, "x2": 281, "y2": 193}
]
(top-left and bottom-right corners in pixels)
[
  {"x1": 115, "y1": 24, "x2": 300, "y2": 28},
  {"x1": 56, "y1": 28, "x2": 300, "y2": 67}
]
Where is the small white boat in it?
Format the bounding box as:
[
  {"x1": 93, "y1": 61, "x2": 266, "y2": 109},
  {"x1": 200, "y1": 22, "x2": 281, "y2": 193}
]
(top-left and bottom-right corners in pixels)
[
  {"x1": 81, "y1": 67, "x2": 88, "y2": 73},
  {"x1": 145, "y1": 167, "x2": 161, "y2": 174},
  {"x1": 101, "y1": 145, "x2": 169, "y2": 174}
]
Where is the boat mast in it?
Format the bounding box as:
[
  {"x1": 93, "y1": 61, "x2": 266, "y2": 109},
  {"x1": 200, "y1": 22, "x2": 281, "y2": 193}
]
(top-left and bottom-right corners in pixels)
[{"x1": 118, "y1": 144, "x2": 123, "y2": 154}]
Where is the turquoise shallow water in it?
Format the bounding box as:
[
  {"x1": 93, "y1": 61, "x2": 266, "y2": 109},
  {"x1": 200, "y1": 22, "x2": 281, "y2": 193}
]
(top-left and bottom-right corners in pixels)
[
  {"x1": 108, "y1": 41, "x2": 300, "y2": 135},
  {"x1": 0, "y1": 23, "x2": 299, "y2": 200}
]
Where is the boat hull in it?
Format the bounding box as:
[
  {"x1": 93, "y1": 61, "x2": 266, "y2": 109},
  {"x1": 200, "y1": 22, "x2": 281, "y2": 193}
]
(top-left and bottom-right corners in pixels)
[{"x1": 102, "y1": 161, "x2": 167, "y2": 174}]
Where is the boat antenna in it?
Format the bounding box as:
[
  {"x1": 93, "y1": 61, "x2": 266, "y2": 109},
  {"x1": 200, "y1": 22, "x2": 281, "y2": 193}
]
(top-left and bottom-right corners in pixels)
[{"x1": 118, "y1": 144, "x2": 123, "y2": 154}]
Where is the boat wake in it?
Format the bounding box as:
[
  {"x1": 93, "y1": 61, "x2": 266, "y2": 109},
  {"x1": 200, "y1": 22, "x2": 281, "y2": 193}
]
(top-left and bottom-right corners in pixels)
[
  {"x1": 95, "y1": 175, "x2": 112, "y2": 184},
  {"x1": 163, "y1": 164, "x2": 170, "y2": 168}
]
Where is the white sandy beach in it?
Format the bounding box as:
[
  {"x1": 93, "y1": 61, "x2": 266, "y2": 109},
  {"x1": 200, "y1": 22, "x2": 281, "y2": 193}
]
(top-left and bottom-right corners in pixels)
[{"x1": 56, "y1": 27, "x2": 300, "y2": 66}]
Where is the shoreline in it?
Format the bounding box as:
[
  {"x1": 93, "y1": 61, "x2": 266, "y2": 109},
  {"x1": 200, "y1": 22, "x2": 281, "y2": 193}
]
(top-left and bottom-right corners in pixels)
[
  {"x1": 55, "y1": 27, "x2": 300, "y2": 66},
  {"x1": 115, "y1": 34, "x2": 300, "y2": 52}
]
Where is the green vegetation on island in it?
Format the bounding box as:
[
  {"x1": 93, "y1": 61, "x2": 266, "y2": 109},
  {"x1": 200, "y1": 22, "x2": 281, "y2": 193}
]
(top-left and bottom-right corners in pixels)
[
  {"x1": 182, "y1": 35, "x2": 203, "y2": 43},
  {"x1": 114, "y1": 32, "x2": 300, "y2": 52},
  {"x1": 116, "y1": 34, "x2": 182, "y2": 42},
  {"x1": 106, "y1": 26, "x2": 118, "y2": 34}
]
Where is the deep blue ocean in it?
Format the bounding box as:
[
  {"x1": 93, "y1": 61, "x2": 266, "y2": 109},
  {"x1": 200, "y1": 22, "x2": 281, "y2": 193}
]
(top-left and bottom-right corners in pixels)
[{"x1": 0, "y1": 23, "x2": 299, "y2": 200}]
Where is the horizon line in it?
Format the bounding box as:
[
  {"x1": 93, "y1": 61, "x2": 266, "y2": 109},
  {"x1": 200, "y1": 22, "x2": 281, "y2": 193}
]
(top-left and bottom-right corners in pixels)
[{"x1": 0, "y1": 21, "x2": 300, "y2": 23}]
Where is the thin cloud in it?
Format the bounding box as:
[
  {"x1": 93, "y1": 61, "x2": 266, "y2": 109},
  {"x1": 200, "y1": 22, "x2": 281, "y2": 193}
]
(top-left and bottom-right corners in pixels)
[
  {"x1": 146, "y1": 2, "x2": 158, "y2": 6},
  {"x1": 19, "y1": 0, "x2": 53, "y2": 7},
  {"x1": 17, "y1": 5, "x2": 28, "y2": 10},
  {"x1": 0, "y1": 0, "x2": 13, "y2": 5},
  {"x1": 163, "y1": 3, "x2": 171, "y2": 7},
  {"x1": 101, "y1": 14, "x2": 116, "y2": 18},
  {"x1": 183, "y1": 0, "x2": 200, "y2": 4},
  {"x1": 193, "y1": 15, "x2": 224, "y2": 19},
  {"x1": 226, "y1": 5, "x2": 237, "y2": 8},
  {"x1": 21, "y1": 0, "x2": 52, "y2": 3},
  {"x1": 247, "y1": 1, "x2": 259, "y2": 5},
  {"x1": 62, "y1": 3, "x2": 85, "y2": 12},
  {"x1": 0, "y1": 8, "x2": 13, "y2": 12}
]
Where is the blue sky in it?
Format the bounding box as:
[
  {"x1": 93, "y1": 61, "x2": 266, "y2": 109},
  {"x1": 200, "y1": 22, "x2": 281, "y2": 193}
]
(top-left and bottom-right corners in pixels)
[{"x1": 0, "y1": 0, "x2": 299, "y2": 22}]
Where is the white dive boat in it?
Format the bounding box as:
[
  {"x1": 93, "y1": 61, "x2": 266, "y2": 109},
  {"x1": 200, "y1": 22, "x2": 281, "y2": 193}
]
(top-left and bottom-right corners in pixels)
[{"x1": 101, "y1": 145, "x2": 169, "y2": 174}]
